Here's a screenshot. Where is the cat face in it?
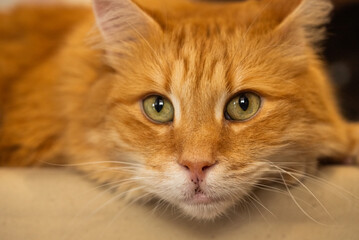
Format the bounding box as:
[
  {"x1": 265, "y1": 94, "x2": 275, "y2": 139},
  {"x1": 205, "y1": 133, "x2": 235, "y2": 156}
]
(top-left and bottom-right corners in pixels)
[
  {"x1": 105, "y1": 28, "x2": 307, "y2": 219},
  {"x1": 83, "y1": 0, "x2": 353, "y2": 219}
]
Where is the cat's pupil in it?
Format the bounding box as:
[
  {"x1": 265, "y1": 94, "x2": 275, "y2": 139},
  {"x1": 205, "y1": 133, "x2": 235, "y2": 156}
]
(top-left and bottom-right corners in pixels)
[
  {"x1": 239, "y1": 95, "x2": 249, "y2": 111},
  {"x1": 154, "y1": 96, "x2": 164, "y2": 112}
]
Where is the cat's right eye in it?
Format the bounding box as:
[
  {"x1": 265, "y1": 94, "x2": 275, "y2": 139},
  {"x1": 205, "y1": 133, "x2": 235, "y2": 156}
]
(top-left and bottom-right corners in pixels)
[
  {"x1": 142, "y1": 95, "x2": 174, "y2": 123},
  {"x1": 225, "y1": 92, "x2": 261, "y2": 121}
]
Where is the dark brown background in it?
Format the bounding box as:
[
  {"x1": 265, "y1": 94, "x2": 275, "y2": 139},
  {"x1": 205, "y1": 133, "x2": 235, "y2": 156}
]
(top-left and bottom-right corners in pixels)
[{"x1": 325, "y1": 0, "x2": 359, "y2": 121}]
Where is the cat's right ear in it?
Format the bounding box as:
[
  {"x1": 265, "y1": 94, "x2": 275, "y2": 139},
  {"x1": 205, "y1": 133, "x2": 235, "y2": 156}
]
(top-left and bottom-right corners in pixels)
[
  {"x1": 92, "y1": 0, "x2": 162, "y2": 44},
  {"x1": 272, "y1": 0, "x2": 333, "y2": 49}
]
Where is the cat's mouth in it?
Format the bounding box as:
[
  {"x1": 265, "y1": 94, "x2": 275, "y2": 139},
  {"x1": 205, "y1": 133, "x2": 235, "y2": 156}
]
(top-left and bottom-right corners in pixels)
[
  {"x1": 184, "y1": 187, "x2": 225, "y2": 206},
  {"x1": 182, "y1": 184, "x2": 224, "y2": 206},
  {"x1": 178, "y1": 192, "x2": 232, "y2": 220},
  {"x1": 188, "y1": 193, "x2": 219, "y2": 205}
]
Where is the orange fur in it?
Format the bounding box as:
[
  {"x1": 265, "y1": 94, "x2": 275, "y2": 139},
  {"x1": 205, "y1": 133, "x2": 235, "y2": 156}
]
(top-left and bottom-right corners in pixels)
[{"x1": 0, "y1": 0, "x2": 358, "y2": 219}]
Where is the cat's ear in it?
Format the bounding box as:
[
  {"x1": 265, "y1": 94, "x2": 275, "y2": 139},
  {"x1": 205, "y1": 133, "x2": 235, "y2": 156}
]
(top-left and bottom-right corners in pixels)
[
  {"x1": 272, "y1": 0, "x2": 333, "y2": 49},
  {"x1": 92, "y1": 0, "x2": 162, "y2": 43}
]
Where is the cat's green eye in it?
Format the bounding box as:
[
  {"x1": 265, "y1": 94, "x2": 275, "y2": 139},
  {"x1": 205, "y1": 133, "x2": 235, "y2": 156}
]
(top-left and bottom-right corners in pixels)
[
  {"x1": 142, "y1": 95, "x2": 174, "y2": 123},
  {"x1": 225, "y1": 92, "x2": 261, "y2": 121}
]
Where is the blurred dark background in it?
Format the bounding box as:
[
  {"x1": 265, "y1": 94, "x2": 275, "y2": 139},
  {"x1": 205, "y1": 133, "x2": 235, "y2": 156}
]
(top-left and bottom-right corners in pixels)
[{"x1": 325, "y1": 2, "x2": 359, "y2": 121}]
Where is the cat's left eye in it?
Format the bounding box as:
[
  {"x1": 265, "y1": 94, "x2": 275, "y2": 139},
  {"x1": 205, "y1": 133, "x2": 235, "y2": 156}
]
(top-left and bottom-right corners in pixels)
[
  {"x1": 225, "y1": 92, "x2": 261, "y2": 121},
  {"x1": 142, "y1": 95, "x2": 174, "y2": 123}
]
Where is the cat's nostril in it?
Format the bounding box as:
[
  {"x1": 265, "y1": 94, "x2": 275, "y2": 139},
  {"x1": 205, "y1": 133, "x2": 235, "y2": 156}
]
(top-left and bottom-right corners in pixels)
[
  {"x1": 202, "y1": 165, "x2": 210, "y2": 171},
  {"x1": 179, "y1": 160, "x2": 216, "y2": 181}
]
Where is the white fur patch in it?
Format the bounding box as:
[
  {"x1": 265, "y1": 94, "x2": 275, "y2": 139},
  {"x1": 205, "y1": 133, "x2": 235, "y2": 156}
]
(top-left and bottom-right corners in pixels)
[
  {"x1": 171, "y1": 60, "x2": 185, "y2": 89},
  {"x1": 169, "y1": 94, "x2": 181, "y2": 123},
  {"x1": 215, "y1": 93, "x2": 227, "y2": 122}
]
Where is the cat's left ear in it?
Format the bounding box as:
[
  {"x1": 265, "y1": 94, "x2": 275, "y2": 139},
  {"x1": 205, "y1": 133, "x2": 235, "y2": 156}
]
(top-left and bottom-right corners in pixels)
[
  {"x1": 272, "y1": 0, "x2": 333, "y2": 49},
  {"x1": 92, "y1": 0, "x2": 162, "y2": 45}
]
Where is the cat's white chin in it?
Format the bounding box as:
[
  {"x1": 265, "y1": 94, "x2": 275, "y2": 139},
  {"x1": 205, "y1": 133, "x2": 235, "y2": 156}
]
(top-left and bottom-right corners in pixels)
[{"x1": 178, "y1": 198, "x2": 233, "y2": 220}]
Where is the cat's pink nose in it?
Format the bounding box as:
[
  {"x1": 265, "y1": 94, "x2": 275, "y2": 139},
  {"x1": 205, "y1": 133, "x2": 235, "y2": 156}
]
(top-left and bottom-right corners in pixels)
[{"x1": 180, "y1": 160, "x2": 216, "y2": 183}]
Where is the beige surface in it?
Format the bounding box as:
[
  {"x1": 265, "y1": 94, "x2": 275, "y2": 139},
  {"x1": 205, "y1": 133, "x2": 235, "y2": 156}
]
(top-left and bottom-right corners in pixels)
[
  {"x1": 0, "y1": 0, "x2": 91, "y2": 8},
  {"x1": 0, "y1": 166, "x2": 359, "y2": 240}
]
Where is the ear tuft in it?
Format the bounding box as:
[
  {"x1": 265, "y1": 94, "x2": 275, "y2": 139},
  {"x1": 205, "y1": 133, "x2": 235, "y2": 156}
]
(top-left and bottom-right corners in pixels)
[
  {"x1": 92, "y1": 0, "x2": 161, "y2": 43},
  {"x1": 275, "y1": 0, "x2": 333, "y2": 47}
]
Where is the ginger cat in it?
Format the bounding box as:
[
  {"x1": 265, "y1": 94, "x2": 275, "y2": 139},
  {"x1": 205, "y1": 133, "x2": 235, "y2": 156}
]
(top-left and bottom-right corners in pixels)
[{"x1": 0, "y1": 0, "x2": 358, "y2": 219}]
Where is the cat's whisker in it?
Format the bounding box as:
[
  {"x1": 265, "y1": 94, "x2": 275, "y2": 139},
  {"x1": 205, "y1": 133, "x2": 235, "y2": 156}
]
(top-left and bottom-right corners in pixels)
[
  {"x1": 79, "y1": 168, "x2": 137, "y2": 180},
  {"x1": 250, "y1": 193, "x2": 276, "y2": 218},
  {"x1": 245, "y1": 195, "x2": 269, "y2": 223},
  {"x1": 97, "y1": 192, "x2": 153, "y2": 239},
  {"x1": 248, "y1": 159, "x2": 358, "y2": 212},
  {"x1": 162, "y1": 199, "x2": 172, "y2": 215},
  {"x1": 281, "y1": 169, "x2": 359, "y2": 201},
  {"x1": 277, "y1": 168, "x2": 331, "y2": 225},
  {"x1": 76, "y1": 178, "x2": 150, "y2": 212},
  {"x1": 60, "y1": 182, "x2": 144, "y2": 240},
  {"x1": 82, "y1": 166, "x2": 139, "y2": 173},
  {"x1": 40, "y1": 160, "x2": 142, "y2": 168},
  {"x1": 86, "y1": 166, "x2": 141, "y2": 175},
  {"x1": 249, "y1": 160, "x2": 333, "y2": 219},
  {"x1": 232, "y1": 183, "x2": 276, "y2": 219},
  {"x1": 80, "y1": 176, "x2": 155, "y2": 195},
  {"x1": 150, "y1": 198, "x2": 167, "y2": 217},
  {"x1": 90, "y1": 186, "x2": 146, "y2": 217},
  {"x1": 260, "y1": 159, "x2": 359, "y2": 201},
  {"x1": 253, "y1": 184, "x2": 318, "y2": 208},
  {"x1": 254, "y1": 183, "x2": 288, "y2": 195},
  {"x1": 104, "y1": 166, "x2": 140, "y2": 171},
  {"x1": 266, "y1": 161, "x2": 334, "y2": 219},
  {"x1": 255, "y1": 178, "x2": 287, "y2": 185},
  {"x1": 61, "y1": 178, "x2": 149, "y2": 238},
  {"x1": 241, "y1": 199, "x2": 253, "y2": 220}
]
